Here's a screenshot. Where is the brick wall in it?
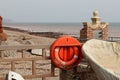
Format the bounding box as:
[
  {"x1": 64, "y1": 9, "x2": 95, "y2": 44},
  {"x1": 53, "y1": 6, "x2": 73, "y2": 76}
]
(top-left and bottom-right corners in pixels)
[{"x1": 80, "y1": 22, "x2": 108, "y2": 42}]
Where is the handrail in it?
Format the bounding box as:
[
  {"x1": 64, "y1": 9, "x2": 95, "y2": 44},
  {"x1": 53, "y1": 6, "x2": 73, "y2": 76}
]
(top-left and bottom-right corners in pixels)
[
  {"x1": 0, "y1": 44, "x2": 51, "y2": 50},
  {"x1": 108, "y1": 37, "x2": 120, "y2": 41}
]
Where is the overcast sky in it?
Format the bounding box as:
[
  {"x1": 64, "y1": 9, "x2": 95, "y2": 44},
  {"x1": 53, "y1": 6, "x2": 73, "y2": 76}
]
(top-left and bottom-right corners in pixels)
[{"x1": 0, "y1": 0, "x2": 120, "y2": 23}]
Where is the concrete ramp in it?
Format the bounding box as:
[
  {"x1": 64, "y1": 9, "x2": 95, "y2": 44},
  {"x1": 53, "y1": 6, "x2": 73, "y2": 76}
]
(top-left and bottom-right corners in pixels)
[{"x1": 82, "y1": 39, "x2": 120, "y2": 80}]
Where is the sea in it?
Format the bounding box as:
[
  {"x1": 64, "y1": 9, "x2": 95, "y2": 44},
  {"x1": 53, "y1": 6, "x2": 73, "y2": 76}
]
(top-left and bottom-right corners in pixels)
[{"x1": 3, "y1": 22, "x2": 120, "y2": 38}]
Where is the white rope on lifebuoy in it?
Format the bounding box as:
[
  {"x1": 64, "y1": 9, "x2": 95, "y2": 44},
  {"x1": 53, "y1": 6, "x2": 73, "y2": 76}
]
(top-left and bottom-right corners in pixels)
[{"x1": 54, "y1": 46, "x2": 79, "y2": 67}]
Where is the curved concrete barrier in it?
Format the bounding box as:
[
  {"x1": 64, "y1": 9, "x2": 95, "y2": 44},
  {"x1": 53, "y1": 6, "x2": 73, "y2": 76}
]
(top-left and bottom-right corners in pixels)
[{"x1": 82, "y1": 39, "x2": 120, "y2": 80}]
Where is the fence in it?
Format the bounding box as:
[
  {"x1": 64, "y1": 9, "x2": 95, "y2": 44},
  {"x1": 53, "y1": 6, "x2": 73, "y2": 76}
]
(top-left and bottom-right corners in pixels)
[
  {"x1": 108, "y1": 37, "x2": 120, "y2": 42},
  {"x1": 0, "y1": 44, "x2": 57, "y2": 80},
  {"x1": 0, "y1": 44, "x2": 99, "y2": 80}
]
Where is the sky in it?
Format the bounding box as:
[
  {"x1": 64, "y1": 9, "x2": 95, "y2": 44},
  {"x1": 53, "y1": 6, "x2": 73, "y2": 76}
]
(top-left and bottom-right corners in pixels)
[{"x1": 0, "y1": 0, "x2": 120, "y2": 23}]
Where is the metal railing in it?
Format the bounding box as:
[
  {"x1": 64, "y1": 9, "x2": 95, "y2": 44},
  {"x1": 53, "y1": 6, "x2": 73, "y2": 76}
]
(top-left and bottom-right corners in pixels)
[{"x1": 108, "y1": 37, "x2": 120, "y2": 42}]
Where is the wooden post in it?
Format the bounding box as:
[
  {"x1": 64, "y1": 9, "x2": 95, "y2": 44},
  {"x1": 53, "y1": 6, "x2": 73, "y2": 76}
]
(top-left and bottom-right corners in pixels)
[
  {"x1": 22, "y1": 50, "x2": 25, "y2": 58},
  {"x1": 59, "y1": 67, "x2": 78, "y2": 80},
  {"x1": 0, "y1": 50, "x2": 4, "y2": 58},
  {"x1": 51, "y1": 64, "x2": 55, "y2": 76},
  {"x1": 42, "y1": 76, "x2": 46, "y2": 80},
  {"x1": 42, "y1": 48, "x2": 46, "y2": 59},
  {"x1": 11, "y1": 61, "x2": 15, "y2": 71},
  {"x1": 32, "y1": 60, "x2": 36, "y2": 75},
  {"x1": 60, "y1": 70, "x2": 68, "y2": 80}
]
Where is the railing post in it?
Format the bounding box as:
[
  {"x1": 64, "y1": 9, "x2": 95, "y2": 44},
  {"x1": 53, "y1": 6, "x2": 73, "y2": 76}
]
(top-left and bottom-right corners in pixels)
[
  {"x1": 51, "y1": 64, "x2": 55, "y2": 76},
  {"x1": 111, "y1": 37, "x2": 113, "y2": 41},
  {"x1": 42, "y1": 48, "x2": 46, "y2": 59},
  {"x1": 11, "y1": 61, "x2": 15, "y2": 71},
  {"x1": 42, "y1": 75, "x2": 46, "y2": 80},
  {"x1": 22, "y1": 50, "x2": 25, "y2": 58},
  {"x1": 60, "y1": 70, "x2": 68, "y2": 80},
  {"x1": 0, "y1": 50, "x2": 4, "y2": 58},
  {"x1": 32, "y1": 60, "x2": 36, "y2": 75}
]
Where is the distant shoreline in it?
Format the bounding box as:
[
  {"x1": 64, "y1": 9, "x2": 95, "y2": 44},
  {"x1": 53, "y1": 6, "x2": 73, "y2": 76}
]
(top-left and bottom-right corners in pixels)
[
  {"x1": 3, "y1": 22, "x2": 120, "y2": 38},
  {"x1": 3, "y1": 26, "x2": 64, "y2": 39}
]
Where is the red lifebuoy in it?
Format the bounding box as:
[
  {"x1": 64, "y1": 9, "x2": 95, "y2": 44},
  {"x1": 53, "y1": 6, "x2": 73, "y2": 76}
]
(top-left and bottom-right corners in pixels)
[
  {"x1": 54, "y1": 46, "x2": 78, "y2": 67},
  {"x1": 50, "y1": 36, "x2": 82, "y2": 70}
]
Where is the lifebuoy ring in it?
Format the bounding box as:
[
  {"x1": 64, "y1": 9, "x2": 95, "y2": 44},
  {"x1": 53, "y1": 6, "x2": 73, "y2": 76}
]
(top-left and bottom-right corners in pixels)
[
  {"x1": 50, "y1": 36, "x2": 82, "y2": 70},
  {"x1": 54, "y1": 46, "x2": 79, "y2": 67}
]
